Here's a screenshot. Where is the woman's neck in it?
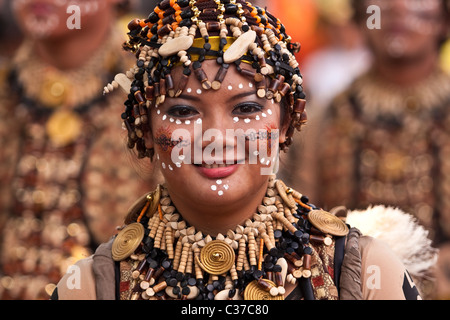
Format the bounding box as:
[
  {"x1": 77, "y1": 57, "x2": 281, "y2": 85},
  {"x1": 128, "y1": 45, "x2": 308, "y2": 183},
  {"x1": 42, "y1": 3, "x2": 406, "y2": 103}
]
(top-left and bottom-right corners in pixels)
[
  {"x1": 32, "y1": 11, "x2": 114, "y2": 70},
  {"x1": 168, "y1": 181, "x2": 269, "y2": 237},
  {"x1": 372, "y1": 50, "x2": 440, "y2": 87}
]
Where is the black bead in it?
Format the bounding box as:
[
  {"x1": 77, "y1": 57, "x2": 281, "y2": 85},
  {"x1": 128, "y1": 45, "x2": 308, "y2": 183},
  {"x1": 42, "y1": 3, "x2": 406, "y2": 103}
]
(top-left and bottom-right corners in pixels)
[{"x1": 182, "y1": 286, "x2": 191, "y2": 295}]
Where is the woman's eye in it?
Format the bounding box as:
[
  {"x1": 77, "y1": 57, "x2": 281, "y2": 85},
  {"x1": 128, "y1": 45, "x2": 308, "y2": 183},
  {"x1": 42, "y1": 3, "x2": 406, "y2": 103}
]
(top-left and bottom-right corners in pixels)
[
  {"x1": 232, "y1": 103, "x2": 263, "y2": 115},
  {"x1": 167, "y1": 106, "x2": 199, "y2": 118}
]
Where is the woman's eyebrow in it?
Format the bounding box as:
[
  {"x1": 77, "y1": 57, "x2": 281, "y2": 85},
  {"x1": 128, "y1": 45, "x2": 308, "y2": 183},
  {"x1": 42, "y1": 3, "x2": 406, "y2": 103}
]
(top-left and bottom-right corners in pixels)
[
  {"x1": 175, "y1": 90, "x2": 256, "y2": 102},
  {"x1": 175, "y1": 94, "x2": 201, "y2": 101},
  {"x1": 229, "y1": 91, "x2": 257, "y2": 101}
]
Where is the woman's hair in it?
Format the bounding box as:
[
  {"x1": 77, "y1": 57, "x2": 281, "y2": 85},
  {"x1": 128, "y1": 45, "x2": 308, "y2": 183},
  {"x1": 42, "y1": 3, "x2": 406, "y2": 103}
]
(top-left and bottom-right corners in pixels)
[{"x1": 105, "y1": 0, "x2": 307, "y2": 159}]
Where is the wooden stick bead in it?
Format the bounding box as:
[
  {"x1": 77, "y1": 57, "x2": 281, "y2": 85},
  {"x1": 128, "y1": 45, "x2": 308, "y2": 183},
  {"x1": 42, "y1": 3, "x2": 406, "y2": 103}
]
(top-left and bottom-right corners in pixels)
[
  {"x1": 165, "y1": 226, "x2": 174, "y2": 259},
  {"x1": 165, "y1": 74, "x2": 175, "y2": 97},
  {"x1": 247, "y1": 231, "x2": 257, "y2": 267},
  {"x1": 173, "y1": 240, "x2": 183, "y2": 270},
  {"x1": 302, "y1": 253, "x2": 312, "y2": 278},
  {"x1": 185, "y1": 247, "x2": 194, "y2": 274},
  {"x1": 284, "y1": 252, "x2": 303, "y2": 268},
  {"x1": 193, "y1": 247, "x2": 204, "y2": 280},
  {"x1": 256, "y1": 80, "x2": 266, "y2": 99},
  {"x1": 175, "y1": 68, "x2": 191, "y2": 97},
  {"x1": 257, "y1": 237, "x2": 264, "y2": 271},
  {"x1": 236, "y1": 238, "x2": 246, "y2": 271},
  {"x1": 153, "y1": 221, "x2": 166, "y2": 249},
  {"x1": 193, "y1": 65, "x2": 212, "y2": 90},
  {"x1": 146, "y1": 280, "x2": 168, "y2": 297},
  {"x1": 178, "y1": 242, "x2": 191, "y2": 273},
  {"x1": 310, "y1": 234, "x2": 333, "y2": 246},
  {"x1": 212, "y1": 64, "x2": 229, "y2": 90}
]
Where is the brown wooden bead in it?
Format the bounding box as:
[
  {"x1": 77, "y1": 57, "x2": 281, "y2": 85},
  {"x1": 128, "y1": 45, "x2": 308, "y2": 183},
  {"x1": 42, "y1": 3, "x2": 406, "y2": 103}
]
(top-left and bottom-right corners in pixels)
[
  {"x1": 165, "y1": 74, "x2": 175, "y2": 97},
  {"x1": 176, "y1": 73, "x2": 190, "y2": 97},
  {"x1": 293, "y1": 99, "x2": 306, "y2": 114}
]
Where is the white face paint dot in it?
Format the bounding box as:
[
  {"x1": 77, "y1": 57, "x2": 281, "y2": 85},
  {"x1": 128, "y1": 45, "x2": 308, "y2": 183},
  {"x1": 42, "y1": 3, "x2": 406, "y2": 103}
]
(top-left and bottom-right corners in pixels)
[
  {"x1": 238, "y1": 83, "x2": 244, "y2": 89},
  {"x1": 196, "y1": 89, "x2": 202, "y2": 95},
  {"x1": 249, "y1": 83, "x2": 253, "y2": 88},
  {"x1": 157, "y1": 110, "x2": 161, "y2": 115},
  {"x1": 169, "y1": 118, "x2": 174, "y2": 122},
  {"x1": 260, "y1": 158, "x2": 266, "y2": 164},
  {"x1": 253, "y1": 151, "x2": 259, "y2": 156},
  {"x1": 218, "y1": 190, "x2": 224, "y2": 196},
  {"x1": 175, "y1": 162, "x2": 181, "y2": 168},
  {"x1": 187, "y1": 88, "x2": 192, "y2": 93},
  {"x1": 211, "y1": 185, "x2": 217, "y2": 191},
  {"x1": 157, "y1": 154, "x2": 160, "y2": 160},
  {"x1": 267, "y1": 109, "x2": 273, "y2": 115},
  {"x1": 162, "y1": 115, "x2": 167, "y2": 121},
  {"x1": 196, "y1": 119, "x2": 202, "y2": 124},
  {"x1": 228, "y1": 85, "x2": 233, "y2": 90},
  {"x1": 233, "y1": 117, "x2": 239, "y2": 123},
  {"x1": 255, "y1": 115, "x2": 260, "y2": 121},
  {"x1": 185, "y1": 120, "x2": 191, "y2": 125},
  {"x1": 223, "y1": 184, "x2": 229, "y2": 190},
  {"x1": 262, "y1": 113, "x2": 267, "y2": 118},
  {"x1": 168, "y1": 165, "x2": 173, "y2": 171},
  {"x1": 178, "y1": 155, "x2": 186, "y2": 161},
  {"x1": 216, "y1": 180, "x2": 222, "y2": 185},
  {"x1": 244, "y1": 118, "x2": 251, "y2": 124},
  {"x1": 162, "y1": 162, "x2": 166, "y2": 169},
  {"x1": 176, "y1": 119, "x2": 182, "y2": 125}
]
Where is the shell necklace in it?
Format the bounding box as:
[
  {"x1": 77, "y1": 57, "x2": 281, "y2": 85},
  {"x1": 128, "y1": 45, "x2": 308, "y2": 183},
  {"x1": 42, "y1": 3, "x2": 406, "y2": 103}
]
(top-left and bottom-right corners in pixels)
[{"x1": 111, "y1": 175, "x2": 349, "y2": 300}]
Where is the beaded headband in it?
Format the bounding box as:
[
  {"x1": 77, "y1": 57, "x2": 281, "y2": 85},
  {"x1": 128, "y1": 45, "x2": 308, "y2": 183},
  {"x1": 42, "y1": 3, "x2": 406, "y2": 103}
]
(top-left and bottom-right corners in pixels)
[{"x1": 104, "y1": 0, "x2": 307, "y2": 159}]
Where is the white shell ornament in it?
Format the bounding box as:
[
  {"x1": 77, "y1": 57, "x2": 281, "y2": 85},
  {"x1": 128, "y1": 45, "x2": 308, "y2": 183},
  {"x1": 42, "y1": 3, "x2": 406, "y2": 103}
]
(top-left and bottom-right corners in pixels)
[
  {"x1": 159, "y1": 36, "x2": 194, "y2": 57},
  {"x1": 223, "y1": 30, "x2": 257, "y2": 64}
]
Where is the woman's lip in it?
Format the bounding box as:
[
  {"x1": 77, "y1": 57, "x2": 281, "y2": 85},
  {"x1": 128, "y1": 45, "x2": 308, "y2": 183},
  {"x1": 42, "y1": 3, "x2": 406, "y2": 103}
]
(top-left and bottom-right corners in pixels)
[
  {"x1": 30, "y1": 2, "x2": 55, "y2": 16},
  {"x1": 195, "y1": 164, "x2": 240, "y2": 179}
]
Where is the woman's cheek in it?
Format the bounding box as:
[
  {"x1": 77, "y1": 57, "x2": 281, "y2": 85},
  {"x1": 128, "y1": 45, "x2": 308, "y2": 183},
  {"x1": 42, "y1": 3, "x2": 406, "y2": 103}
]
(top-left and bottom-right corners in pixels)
[{"x1": 154, "y1": 124, "x2": 193, "y2": 172}]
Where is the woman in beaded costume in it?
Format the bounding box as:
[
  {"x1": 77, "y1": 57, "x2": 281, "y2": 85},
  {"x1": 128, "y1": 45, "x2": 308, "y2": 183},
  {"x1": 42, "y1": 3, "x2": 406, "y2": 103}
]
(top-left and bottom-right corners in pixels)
[
  {"x1": 54, "y1": 0, "x2": 434, "y2": 300},
  {"x1": 0, "y1": 0, "x2": 162, "y2": 299}
]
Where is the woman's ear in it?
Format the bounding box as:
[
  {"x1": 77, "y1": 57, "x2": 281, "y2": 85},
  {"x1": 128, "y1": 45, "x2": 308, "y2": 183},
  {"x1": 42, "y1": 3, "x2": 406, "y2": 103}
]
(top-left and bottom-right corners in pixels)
[{"x1": 278, "y1": 100, "x2": 292, "y2": 145}]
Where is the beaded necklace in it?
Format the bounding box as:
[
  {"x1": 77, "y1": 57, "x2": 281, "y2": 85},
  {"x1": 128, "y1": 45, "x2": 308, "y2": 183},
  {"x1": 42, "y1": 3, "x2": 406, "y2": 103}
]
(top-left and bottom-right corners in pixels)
[{"x1": 112, "y1": 176, "x2": 349, "y2": 300}]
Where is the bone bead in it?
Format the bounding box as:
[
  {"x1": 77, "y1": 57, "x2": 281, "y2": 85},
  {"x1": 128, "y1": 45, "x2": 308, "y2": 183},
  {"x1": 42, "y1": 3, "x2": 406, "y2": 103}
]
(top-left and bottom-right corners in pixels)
[
  {"x1": 114, "y1": 73, "x2": 132, "y2": 94},
  {"x1": 223, "y1": 30, "x2": 257, "y2": 63}
]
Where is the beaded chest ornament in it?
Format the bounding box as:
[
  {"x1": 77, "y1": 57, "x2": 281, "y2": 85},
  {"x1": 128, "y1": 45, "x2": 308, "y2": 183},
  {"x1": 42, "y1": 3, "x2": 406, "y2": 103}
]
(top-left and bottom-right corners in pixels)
[{"x1": 112, "y1": 177, "x2": 349, "y2": 300}]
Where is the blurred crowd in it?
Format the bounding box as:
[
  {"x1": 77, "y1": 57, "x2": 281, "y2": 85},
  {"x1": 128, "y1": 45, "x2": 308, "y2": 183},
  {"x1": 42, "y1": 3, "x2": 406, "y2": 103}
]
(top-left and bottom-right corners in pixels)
[{"x1": 0, "y1": 0, "x2": 449, "y2": 300}]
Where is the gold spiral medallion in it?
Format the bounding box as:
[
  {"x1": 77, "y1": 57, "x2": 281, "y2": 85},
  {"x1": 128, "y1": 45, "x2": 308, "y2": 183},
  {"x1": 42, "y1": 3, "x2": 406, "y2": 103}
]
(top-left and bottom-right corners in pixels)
[
  {"x1": 307, "y1": 210, "x2": 349, "y2": 236},
  {"x1": 112, "y1": 222, "x2": 145, "y2": 261},
  {"x1": 199, "y1": 240, "x2": 235, "y2": 275},
  {"x1": 244, "y1": 280, "x2": 284, "y2": 300}
]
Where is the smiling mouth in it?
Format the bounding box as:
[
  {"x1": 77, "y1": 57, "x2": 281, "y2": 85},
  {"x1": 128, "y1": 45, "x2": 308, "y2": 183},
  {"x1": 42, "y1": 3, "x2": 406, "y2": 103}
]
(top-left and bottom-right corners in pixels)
[{"x1": 193, "y1": 160, "x2": 245, "y2": 168}]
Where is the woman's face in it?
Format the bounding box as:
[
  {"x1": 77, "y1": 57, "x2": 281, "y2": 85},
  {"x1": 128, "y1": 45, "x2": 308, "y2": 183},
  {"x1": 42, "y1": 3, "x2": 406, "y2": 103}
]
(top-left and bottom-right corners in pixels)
[
  {"x1": 12, "y1": 0, "x2": 116, "y2": 39},
  {"x1": 363, "y1": 0, "x2": 447, "y2": 59},
  {"x1": 146, "y1": 60, "x2": 288, "y2": 207}
]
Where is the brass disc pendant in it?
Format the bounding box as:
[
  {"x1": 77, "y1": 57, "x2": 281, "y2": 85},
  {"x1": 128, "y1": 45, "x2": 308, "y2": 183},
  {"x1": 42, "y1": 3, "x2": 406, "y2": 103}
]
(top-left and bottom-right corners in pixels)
[
  {"x1": 244, "y1": 280, "x2": 284, "y2": 300},
  {"x1": 199, "y1": 240, "x2": 235, "y2": 275},
  {"x1": 307, "y1": 210, "x2": 349, "y2": 236},
  {"x1": 46, "y1": 110, "x2": 82, "y2": 147},
  {"x1": 112, "y1": 223, "x2": 145, "y2": 261},
  {"x1": 124, "y1": 185, "x2": 161, "y2": 224}
]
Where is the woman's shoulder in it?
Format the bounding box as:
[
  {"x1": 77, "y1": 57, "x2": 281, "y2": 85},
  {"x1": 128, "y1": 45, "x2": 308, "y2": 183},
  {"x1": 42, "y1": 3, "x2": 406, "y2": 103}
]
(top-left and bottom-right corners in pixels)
[{"x1": 53, "y1": 238, "x2": 117, "y2": 300}]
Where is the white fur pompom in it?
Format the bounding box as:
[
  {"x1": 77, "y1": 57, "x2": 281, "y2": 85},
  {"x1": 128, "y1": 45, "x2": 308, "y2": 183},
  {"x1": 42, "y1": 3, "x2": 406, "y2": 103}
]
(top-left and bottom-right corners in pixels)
[{"x1": 346, "y1": 205, "x2": 438, "y2": 278}]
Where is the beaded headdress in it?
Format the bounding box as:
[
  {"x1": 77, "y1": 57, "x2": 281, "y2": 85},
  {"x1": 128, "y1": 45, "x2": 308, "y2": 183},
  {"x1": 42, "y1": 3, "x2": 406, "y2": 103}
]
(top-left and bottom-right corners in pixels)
[{"x1": 105, "y1": 0, "x2": 307, "y2": 159}]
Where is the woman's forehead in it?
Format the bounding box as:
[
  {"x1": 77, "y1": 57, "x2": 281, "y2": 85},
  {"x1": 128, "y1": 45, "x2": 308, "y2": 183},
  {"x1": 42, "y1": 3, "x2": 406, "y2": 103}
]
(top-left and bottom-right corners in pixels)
[{"x1": 167, "y1": 60, "x2": 263, "y2": 101}]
